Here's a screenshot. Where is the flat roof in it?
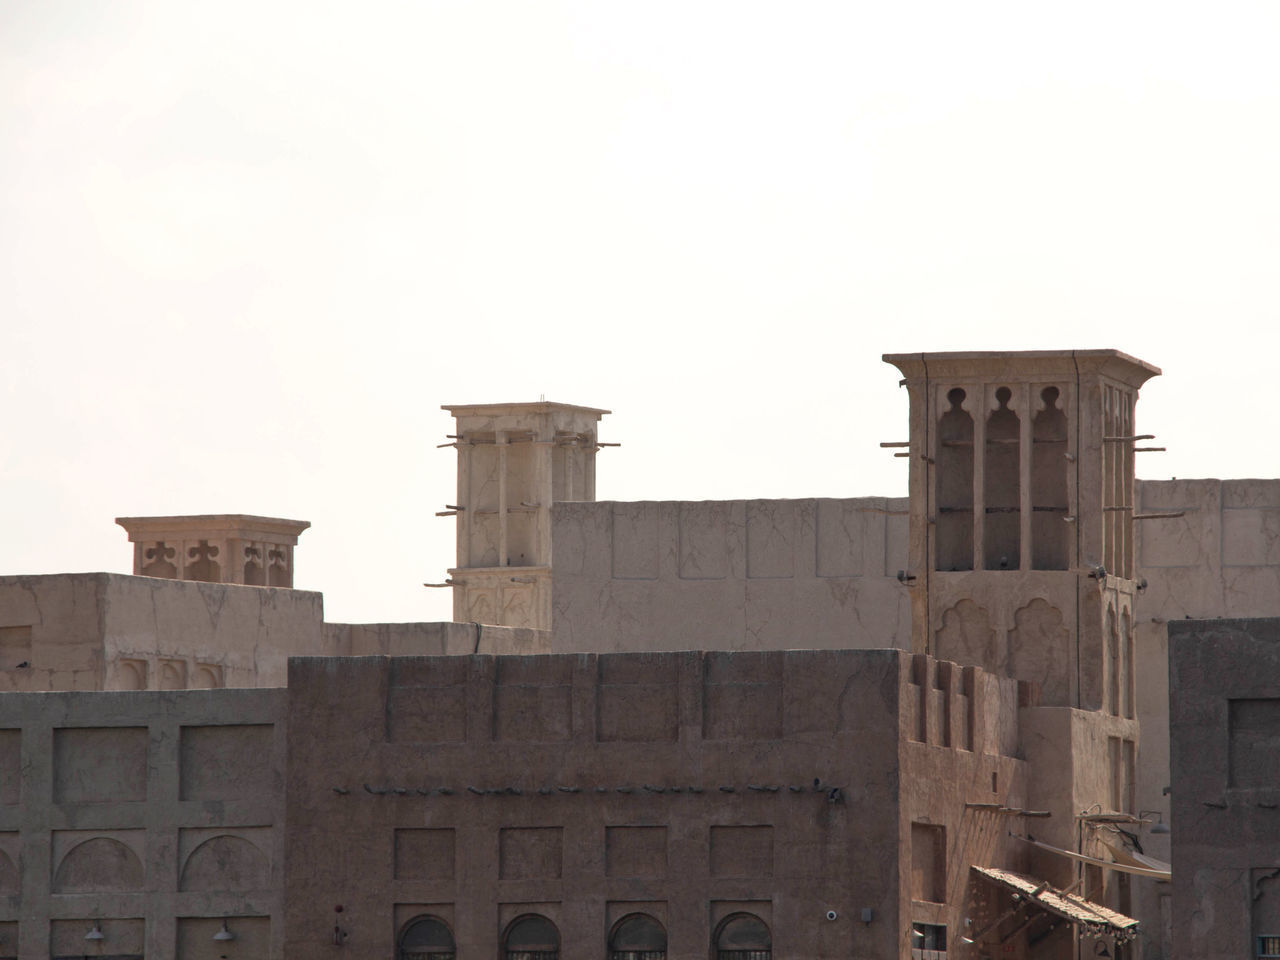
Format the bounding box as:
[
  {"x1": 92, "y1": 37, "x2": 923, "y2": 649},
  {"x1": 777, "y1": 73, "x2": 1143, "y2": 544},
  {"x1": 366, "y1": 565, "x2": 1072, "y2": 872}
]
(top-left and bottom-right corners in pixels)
[{"x1": 442, "y1": 401, "x2": 611, "y2": 416}]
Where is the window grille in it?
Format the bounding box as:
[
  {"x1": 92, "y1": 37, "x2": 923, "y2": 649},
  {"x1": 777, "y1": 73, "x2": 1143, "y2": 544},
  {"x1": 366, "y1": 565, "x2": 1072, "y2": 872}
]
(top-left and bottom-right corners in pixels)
[
  {"x1": 609, "y1": 912, "x2": 666, "y2": 960},
  {"x1": 398, "y1": 914, "x2": 455, "y2": 960},
  {"x1": 1258, "y1": 935, "x2": 1280, "y2": 958},
  {"x1": 504, "y1": 914, "x2": 559, "y2": 960},
  {"x1": 713, "y1": 913, "x2": 771, "y2": 960}
]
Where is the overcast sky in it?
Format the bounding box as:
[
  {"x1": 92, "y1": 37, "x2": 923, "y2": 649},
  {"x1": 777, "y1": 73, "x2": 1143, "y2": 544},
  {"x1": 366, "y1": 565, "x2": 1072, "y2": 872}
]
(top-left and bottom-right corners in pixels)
[{"x1": 3, "y1": 2, "x2": 1278, "y2": 624}]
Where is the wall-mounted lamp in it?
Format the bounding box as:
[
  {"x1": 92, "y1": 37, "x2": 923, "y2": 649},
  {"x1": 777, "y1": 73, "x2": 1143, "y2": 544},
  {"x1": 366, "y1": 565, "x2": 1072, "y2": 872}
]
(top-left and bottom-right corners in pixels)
[
  {"x1": 1139, "y1": 810, "x2": 1171, "y2": 835},
  {"x1": 213, "y1": 919, "x2": 236, "y2": 942},
  {"x1": 84, "y1": 922, "x2": 105, "y2": 942}
]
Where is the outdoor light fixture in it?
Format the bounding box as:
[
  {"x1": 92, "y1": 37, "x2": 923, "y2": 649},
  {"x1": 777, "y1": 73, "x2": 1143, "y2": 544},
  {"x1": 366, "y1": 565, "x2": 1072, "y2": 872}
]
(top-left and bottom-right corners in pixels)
[
  {"x1": 213, "y1": 919, "x2": 236, "y2": 942},
  {"x1": 84, "y1": 922, "x2": 105, "y2": 941},
  {"x1": 1139, "y1": 810, "x2": 1171, "y2": 835}
]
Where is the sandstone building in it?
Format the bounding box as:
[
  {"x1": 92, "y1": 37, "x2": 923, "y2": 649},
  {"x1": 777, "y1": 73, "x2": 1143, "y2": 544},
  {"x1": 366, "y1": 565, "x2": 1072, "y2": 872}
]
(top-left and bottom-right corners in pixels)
[{"x1": 0, "y1": 349, "x2": 1269, "y2": 958}]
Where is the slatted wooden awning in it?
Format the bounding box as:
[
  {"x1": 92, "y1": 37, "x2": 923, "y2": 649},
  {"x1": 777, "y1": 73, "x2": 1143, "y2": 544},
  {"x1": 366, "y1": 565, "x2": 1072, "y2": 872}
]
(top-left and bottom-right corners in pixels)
[{"x1": 972, "y1": 866, "x2": 1140, "y2": 942}]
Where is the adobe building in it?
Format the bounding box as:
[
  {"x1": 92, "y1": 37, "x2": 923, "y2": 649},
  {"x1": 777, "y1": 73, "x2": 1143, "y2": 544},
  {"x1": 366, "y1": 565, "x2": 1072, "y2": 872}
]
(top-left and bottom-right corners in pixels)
[
  {"x1": 0, "y1": 686, "x2": 285, "y2": 959},
  {"x1": 0, "y1": 347, "x2": 1276, "y2": 956},
  {"x1": 1168, "y1": 616, "x2": 1280, "y2": 960},
  {"x1": 283, "y1": 649, "x2": 1038, "y2": 959}
]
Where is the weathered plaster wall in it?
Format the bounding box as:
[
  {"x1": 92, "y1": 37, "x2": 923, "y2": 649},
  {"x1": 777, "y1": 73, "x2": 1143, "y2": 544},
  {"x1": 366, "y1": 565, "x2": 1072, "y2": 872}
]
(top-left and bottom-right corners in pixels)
[
  {"x1": 0, "y1": 574, "x2": 327, "y2": 691},
  {"x1": 551, "y1": 498, "x2": 910, "y2": 653},
  {"x1": 0, "y1": 687, "x2": 284, "y2": 958},
  {"x1": 285, "y1": 650, "x2": 909, "y2": 959},
  {"x1": 0, "y1": 575, "x2": 108, "y2": 692},
  {"x1": 323, "y1": 621, "x2": 551, "y2": 657},
  {"x1": 100, "y1": 573, "x2": 327, "y2": 688},
  {"x1": 899, "y1": 655, "x2": 1029, "y2": 955},
  {"x1": 1132, "y1": 480, "x2": 1280, "y2": 958},
  {"x1": 1168, "y1": 617, "x2": 1280, "y2": 960}
]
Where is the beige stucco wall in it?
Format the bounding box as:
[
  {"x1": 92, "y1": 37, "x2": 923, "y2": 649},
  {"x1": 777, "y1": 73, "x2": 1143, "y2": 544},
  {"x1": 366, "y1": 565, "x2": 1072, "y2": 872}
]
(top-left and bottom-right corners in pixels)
[
  {"x1": 1130, "y1": 478, "x2": 1280, "y2": 959},
  {"x1": 551, "y1": 498, "x2": 910, "y2": 653},
  {"x1": 0, "y1": 573, "x2": 328, "y2": 691},
  {"x1": 324, "y1": 620, "x2": 551, "y2": 657},
  {"x1": 0, "y1": 687, "x2": 284, "y2": 958}
]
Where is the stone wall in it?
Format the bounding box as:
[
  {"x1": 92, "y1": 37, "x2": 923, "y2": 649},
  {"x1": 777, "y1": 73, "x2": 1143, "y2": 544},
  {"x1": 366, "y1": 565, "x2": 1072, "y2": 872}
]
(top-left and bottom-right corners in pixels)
[
  {"x1": 551, "y1": 498, "x2": 910, "y2": 653},
  {"x1": 0, "y1": 687, "x2": 284, "y2": 958}
]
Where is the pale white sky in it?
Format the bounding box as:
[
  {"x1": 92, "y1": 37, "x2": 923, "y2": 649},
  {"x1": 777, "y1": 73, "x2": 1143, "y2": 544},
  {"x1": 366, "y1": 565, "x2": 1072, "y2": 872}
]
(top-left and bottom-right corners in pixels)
[{"x1": 3, "y1": 2, "x2": 1278, "y2": 623}]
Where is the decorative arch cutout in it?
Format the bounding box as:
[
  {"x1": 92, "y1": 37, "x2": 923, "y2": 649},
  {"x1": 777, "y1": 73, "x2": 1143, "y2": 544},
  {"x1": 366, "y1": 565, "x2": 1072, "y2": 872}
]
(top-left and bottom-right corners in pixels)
[
  {"x1": 935, "y1": 600, "x2": 998, "y2": 674},
  {"x1": 1008, "y1": 599, "x2": 1068, "y2": 705},
  {"x1": 179, "y1": 834, "x2": 269, "y2": 892},
  {"x1": 399, "y1": 914, "x2": 456, "y2": 960},
  {"x1": 714, "y1": 913, "x2": 771, "y2": 959},
  {"x1": 53, "y1": 837, "x2": 143, "y2": 892},
  {"x1": 610, "y1": 913, "x2": 666, "y2": 960},
  {"x1": 984, "y1": 386, "x2": 1021, "y2": 570},
  {"x1": 936, "y1": 387, "x2": 975, "y2": 571},
  {"x1": 503, "y1": 913, "x2": 559, "y2": 960}
]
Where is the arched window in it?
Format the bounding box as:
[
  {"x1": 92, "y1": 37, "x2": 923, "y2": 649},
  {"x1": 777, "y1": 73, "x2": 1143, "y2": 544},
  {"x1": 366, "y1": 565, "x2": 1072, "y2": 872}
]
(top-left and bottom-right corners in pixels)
[
  {"x1": 714, "y1": 913, "x2": 771, "y2": 960},
  {"x1": 609, "y1": 912, "x2": 666, "y2": 960},
  {"x1": 399, "y1": 915, "x2": 455, "y2": 960},
  {"x1": 504, "y1": 913, "x2": 559, "y2": 960}
]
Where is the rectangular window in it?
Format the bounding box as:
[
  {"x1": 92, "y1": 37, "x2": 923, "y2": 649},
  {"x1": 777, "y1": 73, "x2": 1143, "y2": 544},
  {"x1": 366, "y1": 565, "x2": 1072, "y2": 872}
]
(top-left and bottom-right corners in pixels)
[
  {"x1": 1258, "y1": 934, "x2": 1280, "y2": 958},
  {"x1": 912, "y1": 922, "x2": 947, "y2": 957}
]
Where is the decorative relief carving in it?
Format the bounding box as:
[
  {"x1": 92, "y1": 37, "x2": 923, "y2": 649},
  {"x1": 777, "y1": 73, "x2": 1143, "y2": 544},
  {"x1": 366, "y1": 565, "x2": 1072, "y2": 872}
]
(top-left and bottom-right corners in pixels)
[
  {"x1": 1008, "y1": 599, "x2": 1068, "y2": 705},
  {"x1": 935, "y1": 600, "x2": 996, "y2": 672},
  {"x1": 179, "y1": 834, "x2": 270, "y2": 892},
  {"x1": 53, "y1": 836, "x2": 144, "y2": 892}
]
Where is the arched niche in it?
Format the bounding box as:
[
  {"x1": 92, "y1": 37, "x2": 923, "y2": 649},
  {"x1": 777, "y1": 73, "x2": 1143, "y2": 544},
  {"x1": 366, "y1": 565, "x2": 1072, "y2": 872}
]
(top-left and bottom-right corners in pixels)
[
  {"x1": 503, "y1": 913, "x2": 559, "y2": 960},
  {"x1": 190, "y1": 665, "x2": 221, "y2": 690},
  {"x1": 609, "y1": 912, "x2": 667, "y2": 960},
  {"x1": 399, "y1": 914, "x2": 456, "y2": 960},
  {"x1": 714, "y1": 913, "x2": 771, "y2": 959},
  {"x1": 936, "y1": 387, "x2": 974, "y2": 571},
  {"x1": 984, "y1": 386, "x2": 1021, "y2": 570},
  {"x1": 179, "y1": 834, "x2": 269, "y2": 892},
  {"x1": 53, "y1": 836, "x2": 143, "y2": 892},
  {"x1": 1031, "y1": 385, "x2": 1069, "y2": 570}
]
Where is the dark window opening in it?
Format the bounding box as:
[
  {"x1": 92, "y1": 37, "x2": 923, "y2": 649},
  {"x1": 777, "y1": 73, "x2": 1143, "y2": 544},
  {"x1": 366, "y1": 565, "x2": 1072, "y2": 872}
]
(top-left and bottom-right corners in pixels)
[
  {"x1": 399, "y1": 915, "x2": 455, "y2": 960},
  {"x1": 714, "y1": 912, "x2": 771, "y2": 960},
  {"x1": 504, "y1": 914, "x2": 559, "y2": 960},
  {"x1": 609, "y1": 912, "x2": 666, "y2": 960},
  {"x1": 1031, "y1": 385, "x2": 1069, "y2": 570},
  {"x1": 936, "y1": 388, "x2": 974, "y2": 571},
  {"x1": 984, "y1": 386, "x2": 1020, "y2": 570}
]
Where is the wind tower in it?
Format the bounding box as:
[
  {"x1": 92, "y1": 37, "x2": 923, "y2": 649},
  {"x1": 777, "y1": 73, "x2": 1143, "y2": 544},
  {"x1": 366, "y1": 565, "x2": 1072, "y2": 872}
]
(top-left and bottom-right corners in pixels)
[
  {"x1": 439, "y1": 401, "x2": 611, "y2": 630},
  {"x1": 885, "y1": 351, "x2": 1165, "y2": 941},
  {"x1": 884, "y1": 350, "x2": 1161, "y2": 711}
]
